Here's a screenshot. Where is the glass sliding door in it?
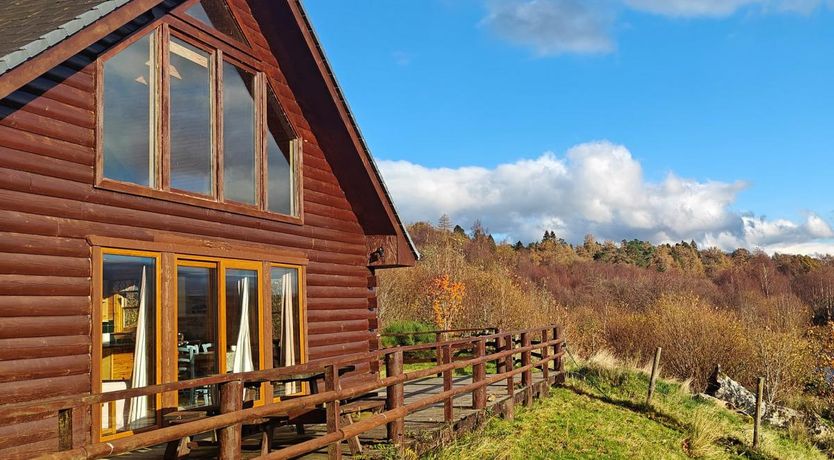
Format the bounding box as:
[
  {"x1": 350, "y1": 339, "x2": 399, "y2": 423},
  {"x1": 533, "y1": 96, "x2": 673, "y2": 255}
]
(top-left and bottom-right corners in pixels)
[
  {"x1": 271, "y1": 265, "x2": 303, "y2": 397},
  {"x1": 100, "y1": 252, "x2": 159, "y2": 436},
  {"x1": 176, "y1": 262, "x2": 218, "y2": 408},
  {"x1": 175, "y1": 259, "x2": 264, "y2": 408}
]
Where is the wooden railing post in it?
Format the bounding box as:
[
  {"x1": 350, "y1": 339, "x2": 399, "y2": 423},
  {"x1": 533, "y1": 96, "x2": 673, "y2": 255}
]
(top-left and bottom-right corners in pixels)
[
  {"x1": 491, "y1": 331, "x2": 502, "y2": 374},
  {"x1": 504, "y1": 334, "x2": 515, "y2": 420},
  {"x1": 58, "y1": 408, "x2": 73, "y2": 451},
  {"x1": 218, "y1": 380, "x2": 243, "y2": 460},
  {"x1": 442, "y1": 344, "x2": 453, "y2": 422},
  {"x1": 540, "y1": 329, "x2": 550, "y2": 395},
  {"x1": 325, "y1": 365, "x2": 342, "y2": 460},
  {"x1": 553, "y1": 325, "x2": 565, "y2": 384},
  {"x1": 521, "y1": 332, "x2": 532, "y2": 406},
  {"x1": 385, "y1": 351, "x2": 404, "y2": 444},
  {"x1": 435, "y1": 332, "x2": 443, "y2": 377},
  {"x1": 473, "y1": 338, "x2": 487, "y2": 410}
]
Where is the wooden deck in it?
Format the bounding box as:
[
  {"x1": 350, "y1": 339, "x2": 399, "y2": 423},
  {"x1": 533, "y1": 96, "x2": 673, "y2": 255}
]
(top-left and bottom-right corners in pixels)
[{"x1": 115, "y1": 371, "x2": 553, "y2": 459}]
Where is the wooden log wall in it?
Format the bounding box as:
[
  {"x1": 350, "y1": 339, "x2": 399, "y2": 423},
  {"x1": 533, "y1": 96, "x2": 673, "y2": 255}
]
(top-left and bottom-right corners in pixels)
[{"x1": 0, "y1": 2, "x2": 385, "y2": 456}]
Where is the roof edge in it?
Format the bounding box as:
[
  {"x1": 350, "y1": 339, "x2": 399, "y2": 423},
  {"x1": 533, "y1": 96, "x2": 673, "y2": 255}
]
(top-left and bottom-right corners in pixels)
[
  {"x1": 0, "y1": 0, "x2": 132, "y2": 76},
  {"x1": 291, "y1": 0, "x2": 420, "y2": 263}
]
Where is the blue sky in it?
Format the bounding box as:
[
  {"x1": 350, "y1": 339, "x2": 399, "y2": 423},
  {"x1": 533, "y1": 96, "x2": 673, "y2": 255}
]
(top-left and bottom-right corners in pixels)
[{"x1": 304, "y1": 0, "x2": 834, "y2": 253}]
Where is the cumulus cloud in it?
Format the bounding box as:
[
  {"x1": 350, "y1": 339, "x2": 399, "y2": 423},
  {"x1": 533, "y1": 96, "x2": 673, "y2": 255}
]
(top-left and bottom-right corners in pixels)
[
  {"x1": 482, "y1": 0, "x2": 615, "y2": 56},
  {"x1": 380, "y1": 141, "x2": 834, "y2": 255}
]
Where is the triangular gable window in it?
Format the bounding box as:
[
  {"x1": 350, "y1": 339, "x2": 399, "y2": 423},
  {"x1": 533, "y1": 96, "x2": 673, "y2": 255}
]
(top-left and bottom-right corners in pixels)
[{"x1": 185, "y1": 0, "x2": 248, "y2": 45}]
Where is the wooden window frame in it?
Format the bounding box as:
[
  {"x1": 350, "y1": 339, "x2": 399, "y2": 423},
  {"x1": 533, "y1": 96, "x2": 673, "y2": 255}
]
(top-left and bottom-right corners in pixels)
[
  {"x1": 95, "y1": 12, "x2": 303, "y2": 225},
  {"x1": 92, "y1": 248, "x2": 164, "y2": 442},
  {"x1": 92, "y1": 241, "x2": 309, "y2": 441}
]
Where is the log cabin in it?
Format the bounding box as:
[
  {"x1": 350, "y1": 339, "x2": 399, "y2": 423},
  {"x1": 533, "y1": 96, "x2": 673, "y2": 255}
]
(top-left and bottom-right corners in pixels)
[{"x1": 0, "y1": 0, "x2": 417, "y2": 456}]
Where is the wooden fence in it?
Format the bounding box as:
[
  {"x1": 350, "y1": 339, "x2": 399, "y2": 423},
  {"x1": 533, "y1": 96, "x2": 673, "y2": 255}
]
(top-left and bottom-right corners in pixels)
[{"x1": 1, "y1": 324, "x2": 564, "y2": 460}]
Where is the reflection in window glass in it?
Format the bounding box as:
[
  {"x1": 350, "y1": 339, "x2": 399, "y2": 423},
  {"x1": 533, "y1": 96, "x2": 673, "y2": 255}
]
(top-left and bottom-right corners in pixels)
[
  {"x1": 271, "y1": 266, "x2": 302, "y2": 396},
  {"x1": 103, "y1": 33, "x2": 155, "y2": 187},
  {"x1": 169, "y1": 38, "x2": 213, "y2": 195},
  {"x1": 226, "y1": 269, "x2": 260, "y2": 398},
  {"x1": 185, "y1": 0, "x2": 248, "y2": 45},
  {"x1": 177, "y1": 264, "x2": 218, "y2": 408},
  {"x1": 266, "y1": 87, "x2": 294, "y2": 215},
  {"x1": 101, "y1": 254, "x2": 157, "y2": 434},
  {"x1": 223, "y1": 63, "x2": 256, "y2": 204}
]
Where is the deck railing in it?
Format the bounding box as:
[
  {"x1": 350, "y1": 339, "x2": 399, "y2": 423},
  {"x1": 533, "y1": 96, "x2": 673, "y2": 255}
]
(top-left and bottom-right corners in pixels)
[{"x1": 1, "y1": 324, "x2": 565, "y2": 460}]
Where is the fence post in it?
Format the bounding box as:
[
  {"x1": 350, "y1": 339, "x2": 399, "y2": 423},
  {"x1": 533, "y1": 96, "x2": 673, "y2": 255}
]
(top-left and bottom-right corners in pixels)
[
  {"x1": 442, "y1": 344, "x2": 453, "y2": 422},
  {"x1": 540, "y1": 329, "x2": 550, "y2": 395},
  {"x1": 435, "y1": 331, "x2": 443, "y2": 377},
  {"x1": 325, "y1": 365, "x2": 342, "y2": 460},
  {"x1": 754, "y1": 377, "x2": 764, "y2": 449},
  {"x1": 521, "y1": 332, "x2": 532, "y2": 406},
  {"x1": 492, "y1": 331, "x2": 502, "y2": 374},
  {"x1": 385, "y1": 351, "x2": 404, "y2": 445},
  {"x1": 218, "y1": 380, "x2": 243, "y2": 460},
  {"x1": 504, "y1": 333, "x2": 515, "y2": 420},
  {"x1": 553, "y1": 325, "x2": 565, "y2": 385},
  {"x1": 58, "y1": 408, "x2": 73, "y2": 451},
  {"x1": 646, "y1": 347, "x2": 662, "y2": 406},
  {"x1": 473, "y1": 338, "x2": 487, "y2": 410}
]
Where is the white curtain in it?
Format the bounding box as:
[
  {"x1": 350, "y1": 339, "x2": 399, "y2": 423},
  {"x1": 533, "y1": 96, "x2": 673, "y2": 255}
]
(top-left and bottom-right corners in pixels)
[
  {"x1": 127, "y1": 266, "x2": 148, "y2": 427},
  {"x1": 232, "y1": 276, "x2": 254, "y2": 373},
  {"x1": 282, "y1": 273, "x2": 297, "y2": 394}
]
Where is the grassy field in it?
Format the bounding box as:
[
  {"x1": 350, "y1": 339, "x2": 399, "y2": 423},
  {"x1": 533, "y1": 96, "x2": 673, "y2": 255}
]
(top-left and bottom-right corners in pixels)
[{"x1": 426, "y1": 353, "x2": 828, "y2": 460}]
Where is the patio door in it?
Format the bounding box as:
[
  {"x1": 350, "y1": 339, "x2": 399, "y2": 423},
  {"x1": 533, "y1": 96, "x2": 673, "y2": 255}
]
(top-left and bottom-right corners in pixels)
[{"x1": 175, "y1": 258, "x2": 263, "y2": 409}]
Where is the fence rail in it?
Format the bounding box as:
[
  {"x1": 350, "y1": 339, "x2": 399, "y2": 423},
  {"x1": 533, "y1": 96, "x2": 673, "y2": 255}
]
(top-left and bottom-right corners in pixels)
[{"x1": 2, "y1": 324, "x2": 565, "y2": 460}]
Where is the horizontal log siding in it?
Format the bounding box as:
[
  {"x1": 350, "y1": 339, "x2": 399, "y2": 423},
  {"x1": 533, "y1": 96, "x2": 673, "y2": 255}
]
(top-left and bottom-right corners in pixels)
[{"x1": 0, "y1": 2, "x2": 378, "y2": 454}]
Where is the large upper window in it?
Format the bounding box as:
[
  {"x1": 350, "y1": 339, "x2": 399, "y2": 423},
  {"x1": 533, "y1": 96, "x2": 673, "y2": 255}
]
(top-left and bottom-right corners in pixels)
[{"x1": 99, "y1": 14, "x2": 298, "y2": 219}]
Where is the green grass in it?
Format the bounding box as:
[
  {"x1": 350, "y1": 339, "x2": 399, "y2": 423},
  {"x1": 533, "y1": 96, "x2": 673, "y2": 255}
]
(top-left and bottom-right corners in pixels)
[{"x1": 427, "y1": 355, "x2": 827, "y2": 460}]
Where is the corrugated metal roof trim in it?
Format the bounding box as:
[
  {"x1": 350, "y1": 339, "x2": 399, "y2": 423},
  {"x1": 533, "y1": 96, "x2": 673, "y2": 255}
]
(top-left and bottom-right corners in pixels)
[{"x1": 0, "y1": 0, "x2": 130, "y2": 75}]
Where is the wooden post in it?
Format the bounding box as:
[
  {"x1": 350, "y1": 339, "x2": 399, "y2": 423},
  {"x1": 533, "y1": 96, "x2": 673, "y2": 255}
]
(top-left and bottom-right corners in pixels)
[
  {"x1": 218, "y1": 380, "x2": 243, "y2": 460},
  {"x1": 753, "y1": 377, "x2": 764, "y2": 449},
  {"x1": 553, "y1": 325, "x2": 565, "y2": 384},
  {"x1": 58, "y1": 408, "x2": 73, "y2": 451},
  {"x1": 325, "y1": 365, "x2": 342, "y2": 460},
  {"x1": 385, "y1": 351, "x2": 404, "y2": 444},
  {"x1": 504, "y1": 334, "x2": 514, "y2": 420},
  {"x1": 473, "y1": 339, "x2": 487, "y2": 410},
  {"x1": 442, "y1": 344, "x2": 453, "y2": 422},
  {"x1": 646, "y1": 347, "x2": 662, "y2": 406},
  {"x1": 540, "y1": 329, "x2": 550, "y2": 394},
  {"x1": 521, "y1": 332, "x2": 532, "y2": 406},
  {"x1": 435, "y1": 332, "x2": 443, "y2": 378},
  {"x1": 491, "y1": 332, "x2": 501, "y2": 374}
]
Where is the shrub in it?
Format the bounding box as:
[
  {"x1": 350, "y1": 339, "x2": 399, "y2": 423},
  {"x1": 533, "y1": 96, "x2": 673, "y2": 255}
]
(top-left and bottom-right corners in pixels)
[{"x1": 380, "y1": 320, "x2": 436, "y2": 348}]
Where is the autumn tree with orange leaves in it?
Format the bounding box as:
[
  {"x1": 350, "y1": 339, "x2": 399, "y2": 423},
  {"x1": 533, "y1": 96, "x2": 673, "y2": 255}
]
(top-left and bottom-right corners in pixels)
[{"x1": 429, "y1": 274, "x2": 465, "y2": 334}]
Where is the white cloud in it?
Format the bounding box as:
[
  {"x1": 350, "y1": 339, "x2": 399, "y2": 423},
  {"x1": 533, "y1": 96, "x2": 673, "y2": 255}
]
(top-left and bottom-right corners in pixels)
[
  {"x1": 624, "y1": 0, "x2": 825, "y2": 17},
  {"x1": 380, "y1": 141, "x2": 834, "y2": 255},
  {"x1": 479, "y1": 0, "x2": 827, "y2": 56},
  {"x1": 482, "y1": 0, "x2": 615, "y2": 56}
]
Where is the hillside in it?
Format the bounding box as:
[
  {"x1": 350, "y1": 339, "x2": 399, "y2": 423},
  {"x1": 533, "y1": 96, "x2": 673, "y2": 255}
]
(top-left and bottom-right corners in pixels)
[{"x1": 427, "y1": 354, "x2": 830, "y2": 460}]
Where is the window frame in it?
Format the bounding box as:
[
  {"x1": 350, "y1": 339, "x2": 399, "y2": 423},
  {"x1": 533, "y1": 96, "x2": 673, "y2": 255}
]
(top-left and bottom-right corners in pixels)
[
  {"x1": 92, "y1": 239, "x2": 309, "y2": 442},
  {"x1": 92, "y1": 248, "x2": 164, "y2": 442},
  {"x1": 95, "y1": 12, "x2": 302, "y2": 225}
]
